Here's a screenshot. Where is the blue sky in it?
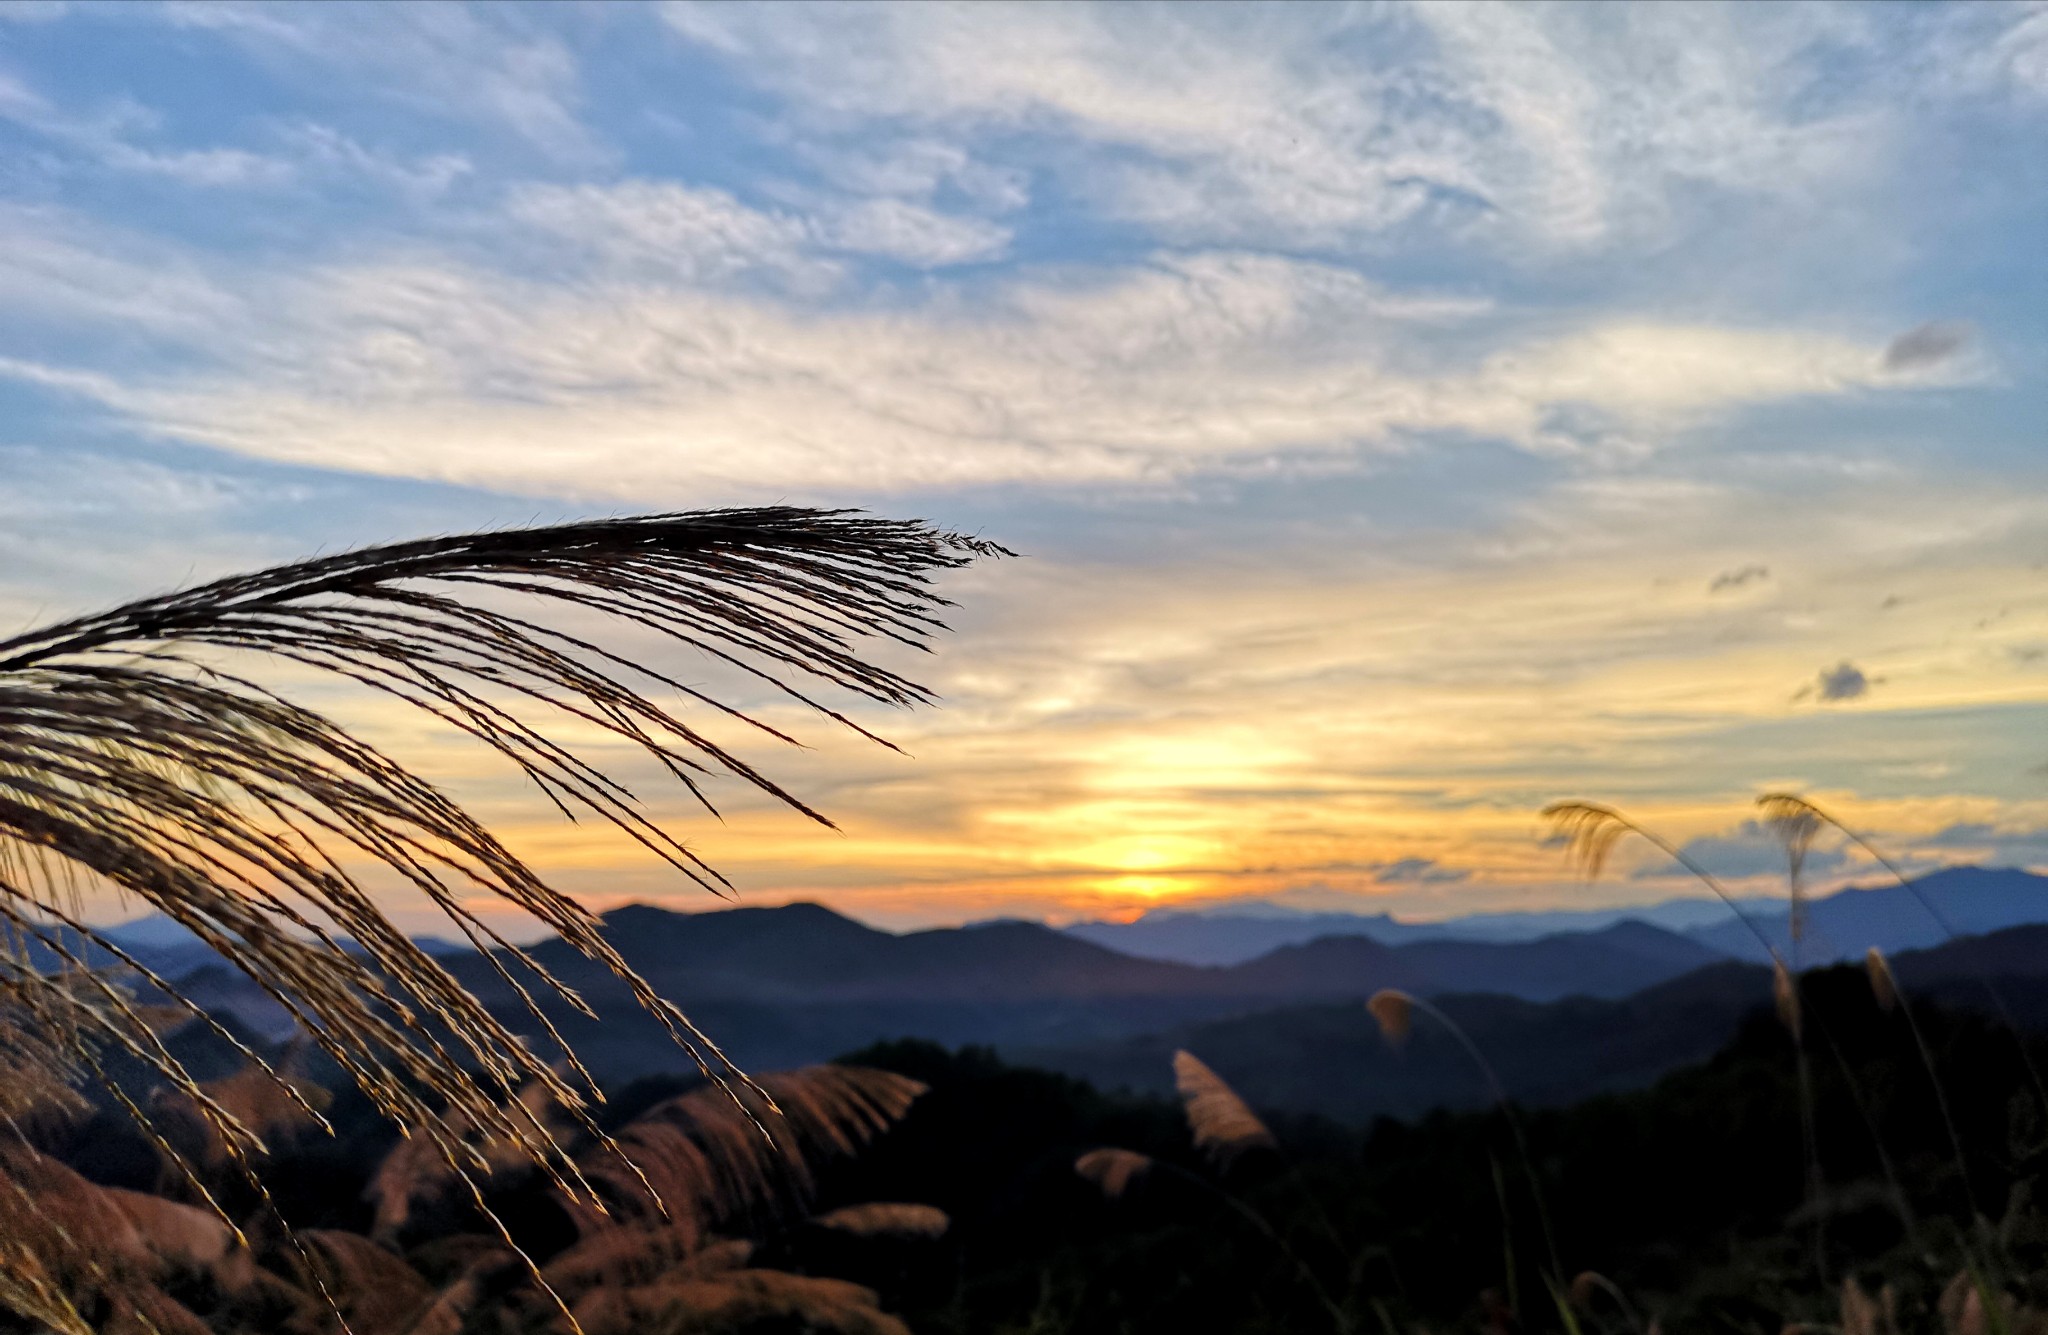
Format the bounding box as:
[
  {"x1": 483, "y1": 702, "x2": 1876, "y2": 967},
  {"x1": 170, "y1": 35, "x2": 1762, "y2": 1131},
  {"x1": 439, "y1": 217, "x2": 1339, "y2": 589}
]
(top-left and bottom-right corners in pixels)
[{"x1": 4, "y1": 2, "x2": 2048, "y2": 929}]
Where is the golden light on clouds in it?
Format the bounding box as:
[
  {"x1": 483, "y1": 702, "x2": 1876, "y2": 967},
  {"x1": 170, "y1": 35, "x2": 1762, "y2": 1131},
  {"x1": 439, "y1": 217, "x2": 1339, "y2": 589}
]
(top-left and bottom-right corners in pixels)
[{"x1": 239, "y1": 509, "x2": 2048, "y2": 938}]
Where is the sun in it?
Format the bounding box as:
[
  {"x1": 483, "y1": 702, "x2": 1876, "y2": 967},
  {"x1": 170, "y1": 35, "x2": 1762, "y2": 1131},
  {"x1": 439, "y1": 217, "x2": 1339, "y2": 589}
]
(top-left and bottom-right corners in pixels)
[{"x1": 1095, "y1": 874, "x2": 1198, "y2": 902}]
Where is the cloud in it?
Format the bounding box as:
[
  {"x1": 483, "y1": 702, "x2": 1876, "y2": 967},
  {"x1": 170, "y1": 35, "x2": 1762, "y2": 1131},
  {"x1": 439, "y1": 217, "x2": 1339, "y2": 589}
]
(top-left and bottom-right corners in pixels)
[
  {"x1": 0, "y1": 67, "x2": 294, "y2": 188},
  {"x1": 162, "y1": 1, "x2": 602, "y2": 164},
  {"x1": 506, "y1": 181, "x2": 825, "y2": 286},
  {"x1": 1883, "y1": 320, "x2": 1973, "y2": 372},
  {"x1": 507, "y1": 179, "x2": 1008, "y2": 282},
  {"x1": 1923, "y1": 822, "x2": 2002, "y2": 848},
  {"x1": 1709, "y1": 563, "x2": 1770, "y2": 593},
  {"x1": 1372, "y1": 858, "x2": 1469, "y2": 885},
  {"x1": 0, "y1": 206, "x2": 1936, "y2": 502},
  {"x1": 1803, "y1": 660, "x2": 1873, "y2": 703},
  {"x1": 663, "y1": 2, "x2": 1886, "y2": 251},
  {"x1": 1660, "y1": 819, "x2": 1848, "y2": 880},
  {"x1": 817, "y1": 196, "x2": 1010, "y2": 267},
  {"x1": 0, "y1": 63, "x2": 473, "y2": 196},
  {"x1": 1918, "y1": 822, "x2": 2048, "y2": 866}
]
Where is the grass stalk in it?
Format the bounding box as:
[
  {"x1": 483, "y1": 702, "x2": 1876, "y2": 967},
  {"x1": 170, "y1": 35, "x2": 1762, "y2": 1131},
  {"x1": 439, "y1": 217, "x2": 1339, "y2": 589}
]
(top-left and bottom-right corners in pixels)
[{"x1": 1372, "y1": 989, "x2": 1564, "y2": 1288}]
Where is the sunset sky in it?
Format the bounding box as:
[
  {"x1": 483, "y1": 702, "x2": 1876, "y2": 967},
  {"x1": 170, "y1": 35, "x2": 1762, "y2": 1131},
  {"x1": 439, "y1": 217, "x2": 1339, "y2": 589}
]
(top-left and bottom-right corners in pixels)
[{"x1": 5, "y1": 2, "x2": 2048, "y2": 932}]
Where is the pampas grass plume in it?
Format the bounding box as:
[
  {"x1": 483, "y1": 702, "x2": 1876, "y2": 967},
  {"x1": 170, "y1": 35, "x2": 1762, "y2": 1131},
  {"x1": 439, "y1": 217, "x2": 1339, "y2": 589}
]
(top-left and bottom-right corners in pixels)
[
  {"x1": 1172, "y1": 1051, "x2": 1275, "y2": 1170},
  {"x1": 1773, "y1": 960, "x2": 1802, "y2": 1040},
  {"x1": 1842, "y1": 1276, "x2": 1881, "y2": 1335},
  {"x1": 1074, "y1": 1148, "x2": 1153, "y2": 1200},
  {"x1": 1866, "y1": 947, "x2": 1900, "y2": 1013},
  {"x1": 1369, "y1": 989, "x2": 1414, "y2": 1048},
  {"x1": 811, "y1": 1203, "x2": 949, "y2": 1240}
]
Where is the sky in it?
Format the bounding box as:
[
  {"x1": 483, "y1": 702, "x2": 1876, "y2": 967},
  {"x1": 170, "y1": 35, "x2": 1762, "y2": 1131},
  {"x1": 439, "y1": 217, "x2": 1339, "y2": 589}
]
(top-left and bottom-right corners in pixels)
[{"x1": 4, "y1": 1, "x2": 2048, "y2": 933}]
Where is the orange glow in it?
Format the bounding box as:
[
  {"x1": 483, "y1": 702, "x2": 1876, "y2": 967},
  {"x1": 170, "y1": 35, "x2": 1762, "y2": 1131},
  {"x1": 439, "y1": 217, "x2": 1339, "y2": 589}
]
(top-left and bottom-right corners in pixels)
[{"x1": 1094, "y1": 874, "x2": 1200, "y2": 902}]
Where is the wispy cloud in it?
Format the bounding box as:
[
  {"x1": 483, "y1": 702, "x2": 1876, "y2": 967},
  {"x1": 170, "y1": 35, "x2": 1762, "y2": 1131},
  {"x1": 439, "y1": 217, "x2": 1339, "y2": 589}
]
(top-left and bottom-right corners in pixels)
[
  {"x1": 0, "y1": 211, "x2": 1944, "y2": 500},
  {"x1": 161, "y1": 0, "x2": 601, "y2": 164},
  {"x1": 506, "y1": 178, "x2": 1008, "y2": 283},
  {"x1": 1709, "y1": 564, "x2": 1770, "y2": 594},
  {"x1": 663, "y1": 1, "x2": 1889, "y2": 251}
]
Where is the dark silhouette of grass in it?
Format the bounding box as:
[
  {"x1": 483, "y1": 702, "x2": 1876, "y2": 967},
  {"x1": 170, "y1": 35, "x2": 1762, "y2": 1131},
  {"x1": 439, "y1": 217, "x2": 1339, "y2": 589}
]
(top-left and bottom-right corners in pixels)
[{"x1": 0, "y1": 507, "x2": 1000, "y2": 1330}]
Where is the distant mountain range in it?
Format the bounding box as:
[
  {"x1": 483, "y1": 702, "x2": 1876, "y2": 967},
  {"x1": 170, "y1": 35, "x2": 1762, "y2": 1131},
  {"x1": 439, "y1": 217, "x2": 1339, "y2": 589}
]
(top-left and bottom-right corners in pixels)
[
  {"x1": 1025, "y1": 924, "x2": 2048, "y2": 1122},
  {"x1": 1061, "y1": 897, "x2": 1778, "y2": 963},
  {"x1": 414, "y1": 903, "x2": 1727, "y2": 1079},
  {"x1": 1063, "y1": 866, "x2": 2048, "y2": 966},
  {"x1": 72, "y1": 864, "x2": 2048, "y2": 1096}
]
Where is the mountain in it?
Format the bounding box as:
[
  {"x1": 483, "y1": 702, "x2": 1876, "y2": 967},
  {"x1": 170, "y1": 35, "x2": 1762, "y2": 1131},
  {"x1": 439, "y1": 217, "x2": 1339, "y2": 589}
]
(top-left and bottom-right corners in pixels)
[
  {"x1": 1066, "y1": 866, "x2": 2048, "y2": 967},
  {"x1": 1219, "y1": 920, "x2": 1724, "y2": 1003},
  {"x1": 1064, "y1": 895, "x2": 1779, "y2": 965},
  {"x1": 41, "y1": 914, "x2": 479, "y2": 979},
  {"x1": 96, "y1": 915, "x2": 221, "y2": 980},
  {"x1": 424, "y1": 902, "x2": 1725, "y2": 1079},
  {"x1": 1024, "y1": 918, "x2": 2048, "y2": 1123},
  {"x1": 1019, "y1": 962, "x2": 1772, "y2": 1123},
  {"x1": 1685, "y1": 866, "x2": 2048, "y2": 963}
]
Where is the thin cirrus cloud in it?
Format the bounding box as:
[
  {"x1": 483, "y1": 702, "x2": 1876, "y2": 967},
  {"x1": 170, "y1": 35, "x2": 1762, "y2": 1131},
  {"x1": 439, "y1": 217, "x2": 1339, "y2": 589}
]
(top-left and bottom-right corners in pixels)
[
  {"x1": 662, "y1": 1, "x2": 1890, "y2": 250},
  {"x1": 506, "y1": 179, "x2": 1011, "y2": 279},
  {"x1": 0, "y1": 205, "x2": 1943, "y2": 503}
]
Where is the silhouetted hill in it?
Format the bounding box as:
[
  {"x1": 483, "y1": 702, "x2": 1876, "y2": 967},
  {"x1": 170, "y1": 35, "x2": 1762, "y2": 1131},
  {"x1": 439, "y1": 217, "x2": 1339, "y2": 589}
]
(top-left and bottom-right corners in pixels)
[
  {"x1": 420, "y1": 901, "x2": 1733, "y2": 1078},
  {"x1": 1686, "y1": 866, "x2": 2048, "y2": 962},
  {"x1": 1023, "y1": 916, "x2": 2048, "y2": 1122},
  {"x1": 1066, "y1": 866, "x2": 2048, "y2": 965},
  {"x1": 117, "y1": 889, "x2": 2048, "y2": 1087},
  {"x1": 1065, "y1": 909, "x2": 1422, "y2": 964},
  {"x1": 518, "y1": 902, "x2": 1210, "y2": 1002},
  {"x1": 1064, "y1": 895, "x2": 1779, "y2": 964},
  {"x1": 1222, "y1": 920, "x2": 1722, "y2": 1002},
  {"x1": 1020, "y1": 960, "x2": 1773, "y2": 1122}
]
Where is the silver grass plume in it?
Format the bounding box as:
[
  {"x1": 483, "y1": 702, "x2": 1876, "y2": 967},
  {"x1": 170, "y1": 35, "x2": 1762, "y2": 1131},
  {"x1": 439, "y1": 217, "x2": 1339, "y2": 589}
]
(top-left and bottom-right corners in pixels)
[
  {"x1": 0, "y1": 506, "x2": 998, "y2": 1314},
  {"x1": 1866, "y1": 947, "x2": 1900, "y2": 1013},
  {"x1": 1172, "y1": 1050, "x2": 1275, "y2": 1171},
  {"x1": 1073, "y1": 1148, "x2": 1154, "y2": 1201}
]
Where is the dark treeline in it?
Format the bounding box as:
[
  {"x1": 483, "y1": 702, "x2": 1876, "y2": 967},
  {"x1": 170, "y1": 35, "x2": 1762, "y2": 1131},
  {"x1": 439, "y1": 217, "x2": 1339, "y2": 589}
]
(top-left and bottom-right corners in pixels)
[
  {"x1": 23, "y1": 960, "x2": 2048, "y2": 1334},
  {"x1": 824, "y1": 963, "x2": 2048, "y2": 1334}
]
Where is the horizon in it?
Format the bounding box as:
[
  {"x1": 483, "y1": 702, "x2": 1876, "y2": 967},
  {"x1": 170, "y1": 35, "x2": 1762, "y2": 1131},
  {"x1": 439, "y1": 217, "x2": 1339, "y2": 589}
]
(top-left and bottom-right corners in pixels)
[
  {"x1": 7, "y1": 4, "x2": 2048, "y2": 934},
  {"x1": 90, "y1": 859, "x2": 2048, "y2": 942}
]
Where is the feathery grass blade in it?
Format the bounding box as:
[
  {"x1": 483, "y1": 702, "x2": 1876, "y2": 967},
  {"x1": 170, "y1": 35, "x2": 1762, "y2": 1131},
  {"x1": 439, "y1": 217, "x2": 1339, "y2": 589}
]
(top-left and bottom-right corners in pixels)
[
  {"x1": 1172, "y1": 1050, "x2": 1275, "y2": 1171},
  {"x1": 1866, "y1": 947, "x2": 1900, "y2": 1014},
  {"x1": 1368, "y1": 989, "x2": 1414, "y2": 1048},
  {"x1": 1074, "y1": 1148, "x2": 1154, "y2": 1201},
  {"x1": 1773, "y1": 960, "x2": 1803, "y2": 1040},
  {"x1": 810, "y1": 1203, "x2": 949, "y2": 1240},
  {"x1": 0, "y1": 507, "x2": 995, "y2": 1327},
  {"x1": 564, "y1": 1065, "x2": 926, "y2": 1236}
]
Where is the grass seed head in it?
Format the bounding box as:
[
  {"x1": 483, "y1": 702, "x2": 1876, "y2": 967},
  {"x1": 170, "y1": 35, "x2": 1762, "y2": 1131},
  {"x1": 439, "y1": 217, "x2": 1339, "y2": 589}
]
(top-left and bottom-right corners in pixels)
[
  {"x1": 1172, "y1": 1050, "x2": 1276, "y2": 1170},
  {"x1": 1866, "y1": 947, "x2": 1900, "y2": 1013},
  {"x1": 1074, "y1": 1148, "x2": 1153, "y2": 1201},
  {"x1": 1773, "y1": 960, "x2": 1802, "y2": 1040},
  {"x1": 1369, "y1": 989, "x2": 1415, "y2": 1048}
]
